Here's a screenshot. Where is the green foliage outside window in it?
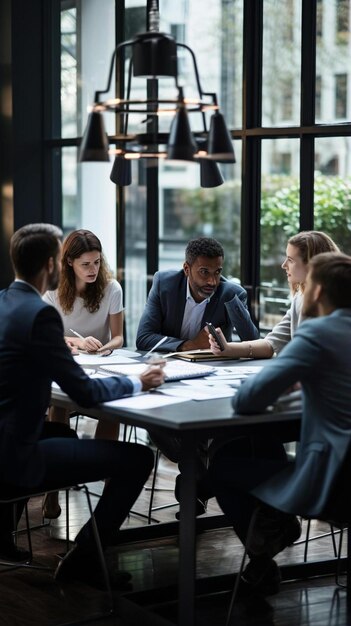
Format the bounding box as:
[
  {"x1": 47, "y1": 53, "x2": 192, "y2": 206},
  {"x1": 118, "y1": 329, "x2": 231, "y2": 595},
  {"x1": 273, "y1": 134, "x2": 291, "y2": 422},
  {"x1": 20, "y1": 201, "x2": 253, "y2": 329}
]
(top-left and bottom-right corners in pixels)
[
  {"x1": 261, "y1": 173, "x2": 351, "y2": 283},
  {"x1": 180, "y1": 173, "x2": 351, "y2": 283}
]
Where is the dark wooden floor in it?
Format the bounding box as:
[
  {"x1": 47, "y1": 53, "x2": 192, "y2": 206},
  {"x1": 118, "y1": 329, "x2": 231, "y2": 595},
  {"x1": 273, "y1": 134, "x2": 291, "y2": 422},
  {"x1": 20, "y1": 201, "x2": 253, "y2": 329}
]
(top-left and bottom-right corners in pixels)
[{"x1": 1, "y1": 417, "x2": 350, "y2": 626}]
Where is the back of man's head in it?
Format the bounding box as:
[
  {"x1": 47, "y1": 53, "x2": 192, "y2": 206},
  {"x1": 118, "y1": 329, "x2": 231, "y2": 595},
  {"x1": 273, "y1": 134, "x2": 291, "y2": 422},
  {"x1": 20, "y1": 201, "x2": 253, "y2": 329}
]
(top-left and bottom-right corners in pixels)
[
  {"x1": 309, "y1": 252, "x2": 351, "y2": 309},
  {"x1": 10, "y1": 223, "x2": 63, "y2": 281},
  {"x1": 185, "y1": 237, "x2": 224, "y2": 265}
]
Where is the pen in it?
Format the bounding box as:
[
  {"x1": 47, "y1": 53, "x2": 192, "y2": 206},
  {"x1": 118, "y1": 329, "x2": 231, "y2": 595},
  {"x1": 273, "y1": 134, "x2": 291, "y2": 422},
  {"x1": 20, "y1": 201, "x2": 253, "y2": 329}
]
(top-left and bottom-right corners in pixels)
[
  {"x1": 144, "y1": 335, "x2": 168, "y2": 358},
  {"x1": 69, "y1": 328, "x2": 85, "y2": 340}
]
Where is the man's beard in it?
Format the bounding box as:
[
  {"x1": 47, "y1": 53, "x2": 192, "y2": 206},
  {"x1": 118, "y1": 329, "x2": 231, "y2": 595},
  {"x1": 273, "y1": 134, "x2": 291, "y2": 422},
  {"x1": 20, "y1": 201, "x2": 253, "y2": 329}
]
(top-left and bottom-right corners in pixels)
[{"x1": 302, "y1": 299, "x2": 319, "y2": 318}]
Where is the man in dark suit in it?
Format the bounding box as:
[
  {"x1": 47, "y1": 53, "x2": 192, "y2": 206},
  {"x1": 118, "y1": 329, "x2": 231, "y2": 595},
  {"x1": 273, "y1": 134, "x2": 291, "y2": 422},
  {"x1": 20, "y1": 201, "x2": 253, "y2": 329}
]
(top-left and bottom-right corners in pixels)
[
  {"x1": 136, "y1": 237, "x2": 258, "y2": 516},
  {"x1": 0, "y1": 223, "x2": 165, "y2": 587},
  {"x1": 210, "y1": 251, "x2": 351, "y2": 595},
  {"x1": 136, "y1": 236, "x2": 259, "y2": 353}
]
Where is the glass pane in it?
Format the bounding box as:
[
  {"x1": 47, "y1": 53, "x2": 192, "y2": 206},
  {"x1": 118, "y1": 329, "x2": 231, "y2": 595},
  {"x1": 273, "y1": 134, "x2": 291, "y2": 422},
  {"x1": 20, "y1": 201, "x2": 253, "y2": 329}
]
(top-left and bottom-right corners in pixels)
[
  {"x1": 123, "y1": 0, "x2": 242, "y2": 139},
  {"x1": 60, "y1": 3, "x2": 117, "y2": 288},
  {"x1": 159, "y1": 0, "x2": 243, "y2": 129},
  {"x1": 123, "y1": 0, "x2": 242, "y2": 346},
  {"x1": 62, "y1": 146, "x2": 79, "y2": 232},
  {"x1": 262, "y1": 0, "x2": 302, "y2": 126},
  {"x1": 156, "y1": 0, "x2": 242, "y2": 275},
  {"x1": 61, "y1": 0, "x2": 116, "y2": 138},
  {"x1": 316, "y1": 0, "x2": 351, "y2": 123},
  {"x1": 314, "y1": 137, "x2": 351, "y2": 253},
  {"x1": 61, "y1": 7, "x2": 77, "y2": 138},
  {"x1": 124, "y1": 160, "x2": 147, "y2": 347},
  {"x1": 158, "y1": 143, "x2": 242, "y2": 278},
  {"x1": 260, "y1": 138, "x2": 300, "y2": 331},
  {"x1": 62, "y1": 147, "x2": 117, "y2": 271}
]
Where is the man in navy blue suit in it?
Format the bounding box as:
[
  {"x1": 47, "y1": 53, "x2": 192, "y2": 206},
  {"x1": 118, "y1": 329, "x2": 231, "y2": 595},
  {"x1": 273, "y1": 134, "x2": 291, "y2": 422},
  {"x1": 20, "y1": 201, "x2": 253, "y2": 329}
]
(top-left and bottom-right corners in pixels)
[
  {"x1": 136, "y1": 236, "x2": 259, "y2": 353},
  {"x1": 0, "y1": 223, "x2": 165, "y2": 588},
  {"x1": 136, "y1": 237, "x2": 258, "y2": 516}
]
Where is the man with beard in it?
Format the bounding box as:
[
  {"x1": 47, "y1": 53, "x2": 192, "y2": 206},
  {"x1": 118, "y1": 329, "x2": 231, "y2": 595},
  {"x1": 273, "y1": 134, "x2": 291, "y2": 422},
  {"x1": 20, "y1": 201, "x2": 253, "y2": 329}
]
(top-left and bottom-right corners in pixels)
[
  {"x1": 136, "y1": 236, "x2": 259, "y2": 354},
  {"x1": 210, "y1": 251, "x2": 351, "y2": 596},
  {"x1": 0, "y1": 223, "x2": 165, "y2": 587},
  {"x1": 136, "y1": 236, "x2": 259, "y2": 517}
]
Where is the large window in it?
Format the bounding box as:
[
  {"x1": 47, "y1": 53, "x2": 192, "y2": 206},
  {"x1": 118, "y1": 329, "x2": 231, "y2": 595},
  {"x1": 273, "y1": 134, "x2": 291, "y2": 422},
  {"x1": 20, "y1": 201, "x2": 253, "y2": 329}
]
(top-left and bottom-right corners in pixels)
[
  {"x1": 262, "y1": 0, "x2": 302, "y2": 127},
  {"x1": 314, "y1": 137, "x2": 351, "y2": 254},
  {"x1": 60, "y1": 0, "x2": 117, "y2": 272},
  {"x1": 48, "y1": 0, "x2": 351, "y2": 346},
  {"x1": 316, "y1": 0, "x2": 351, "y2": 124},
  {"x1": 260, "y1": 138, "x2": 300, "y2": 330},
  {"x1": 122, "y1": 0, "x2": 243, "y2": 344}
]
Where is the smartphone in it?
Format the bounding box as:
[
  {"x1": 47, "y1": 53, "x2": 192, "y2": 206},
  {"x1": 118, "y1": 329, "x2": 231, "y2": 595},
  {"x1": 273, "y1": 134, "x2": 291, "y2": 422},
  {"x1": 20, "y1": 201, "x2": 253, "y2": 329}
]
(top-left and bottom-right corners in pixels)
[{"x1": 206, "y1": 322, "x2": 225, "y2": 351}]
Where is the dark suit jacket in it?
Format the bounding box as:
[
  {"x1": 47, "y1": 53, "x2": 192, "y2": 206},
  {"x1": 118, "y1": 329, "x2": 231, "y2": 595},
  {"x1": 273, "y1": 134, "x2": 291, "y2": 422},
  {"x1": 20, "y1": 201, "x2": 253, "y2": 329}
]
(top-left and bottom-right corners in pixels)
[
  {"x1": 233, "y1": 309, "x2": 351, "y2": 518},
  {"x1": 0, "y1": 281, "x2": 134, "y2": 488},
  {"x1": 136, "y1": 270, "x2": 259, "y2": 352}
]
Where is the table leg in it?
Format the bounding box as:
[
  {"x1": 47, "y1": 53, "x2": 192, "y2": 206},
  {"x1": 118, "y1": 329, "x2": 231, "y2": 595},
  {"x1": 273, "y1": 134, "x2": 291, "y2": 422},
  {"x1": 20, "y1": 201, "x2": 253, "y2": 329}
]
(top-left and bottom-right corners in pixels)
[{"x1": 178, "y1": 432, "x2": 197, "y2": 626}]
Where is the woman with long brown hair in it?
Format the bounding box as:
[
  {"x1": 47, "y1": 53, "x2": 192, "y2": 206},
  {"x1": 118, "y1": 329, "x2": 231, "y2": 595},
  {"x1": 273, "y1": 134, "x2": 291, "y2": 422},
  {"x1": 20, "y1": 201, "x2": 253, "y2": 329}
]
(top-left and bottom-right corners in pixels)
[
  {"x1": 42, "y1": 229, "x2": 124, "y2": 518},
  {"x1": 44, "y1": 229, "x2": 124, "y2": 354}
]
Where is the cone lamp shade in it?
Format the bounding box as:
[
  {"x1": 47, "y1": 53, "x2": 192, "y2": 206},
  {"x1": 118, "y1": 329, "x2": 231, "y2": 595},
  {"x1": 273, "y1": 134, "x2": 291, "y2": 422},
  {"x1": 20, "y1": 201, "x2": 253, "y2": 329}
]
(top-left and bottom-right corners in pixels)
[
  {"x1": 207, "y1": 111, "x2": 236, "y2": 163},
  {"x1": 200, "y1": 159, "x2": 224, "y2": 188},
  {"x1": 166, "y1": 107, "x2": 197, "y2": 161},
  {"x1": 79, "y1": 112, "x2": 110, "y2": 162},
  {"x1": 110, "y1": 157, "x2": 132, "y2": 186}
]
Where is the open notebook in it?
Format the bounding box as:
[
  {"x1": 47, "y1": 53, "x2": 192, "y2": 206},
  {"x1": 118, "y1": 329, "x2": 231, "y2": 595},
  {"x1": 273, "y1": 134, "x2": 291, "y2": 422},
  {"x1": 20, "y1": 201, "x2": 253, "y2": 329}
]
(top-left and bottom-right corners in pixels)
[
  {"x1": 164, "y1": 349, "x2": 234, "y2": 362},
  {"x1": 100, "y1": 361, "x2": 215, "y2": 382}
]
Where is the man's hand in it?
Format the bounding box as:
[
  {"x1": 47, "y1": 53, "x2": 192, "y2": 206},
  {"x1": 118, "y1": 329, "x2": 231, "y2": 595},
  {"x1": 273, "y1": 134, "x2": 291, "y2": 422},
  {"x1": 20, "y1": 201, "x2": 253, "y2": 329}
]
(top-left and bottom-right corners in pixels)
[
  {"x1": 180, "y1": 328, "x2": 211, "y2": 352},
  {"x1": 65, "y1": 337, "x2": 80, "y2": 355},
  {"x1": 140, "y1": 363, "x2": 166, "y2": 391},
  {"x1": 207, "y1": 327, "x2": 231, "y2": 355}
]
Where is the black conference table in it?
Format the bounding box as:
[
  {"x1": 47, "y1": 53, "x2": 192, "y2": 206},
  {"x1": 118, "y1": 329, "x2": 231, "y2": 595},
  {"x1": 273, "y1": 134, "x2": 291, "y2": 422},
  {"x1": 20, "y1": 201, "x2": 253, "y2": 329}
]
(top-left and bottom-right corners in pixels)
[{"x1": 51, "y1": 356, "x2": 301, "y2": 626}]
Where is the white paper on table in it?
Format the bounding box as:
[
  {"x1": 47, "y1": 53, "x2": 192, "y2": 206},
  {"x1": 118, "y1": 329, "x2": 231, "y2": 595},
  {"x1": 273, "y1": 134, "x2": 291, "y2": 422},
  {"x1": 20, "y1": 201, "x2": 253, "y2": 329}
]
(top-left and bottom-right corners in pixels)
[
  {"x1": 181, "y1": 378, "x2": 222, "y2": 387},
  {"x1": 207, "y1": 374, "x2": 246, "y2": 380},
  {"x1": 114, "y1": 349, "x2": 141, "y2": 358},
  {"x1": 181, "y1": 378, "x2": 238, "y2": 388},
  {"x1": 160, "y1": 386, "x2": 234, "y2": 401},
  {"x1": 73, "y1": 353, "x2": 138, "y2": 366},
  {"x1": 51, "y1": 368, "x2": 110, "y2": 389},
  {"x1": 214, "y1": 366, "x2": 263, "y2": 375},
  {"x1": 103, "y1": 394, "x2": 189, "y2": 409}
]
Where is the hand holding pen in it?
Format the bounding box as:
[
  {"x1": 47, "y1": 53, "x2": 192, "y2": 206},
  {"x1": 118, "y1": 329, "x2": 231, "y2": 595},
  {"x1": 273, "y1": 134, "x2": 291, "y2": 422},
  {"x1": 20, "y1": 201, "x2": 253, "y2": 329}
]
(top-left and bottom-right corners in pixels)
[
  {"x1": 140, "y1": 357, "x2": 166, "y2": 391},
  {"x1": 69, "y1": 329, "x2": 103, "y2": 354}
]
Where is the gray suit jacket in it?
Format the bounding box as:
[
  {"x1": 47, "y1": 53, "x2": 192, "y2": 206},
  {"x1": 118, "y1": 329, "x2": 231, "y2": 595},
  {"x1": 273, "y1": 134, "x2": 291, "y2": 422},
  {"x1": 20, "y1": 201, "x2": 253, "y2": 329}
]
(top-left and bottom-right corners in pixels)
[
  {"x1": 233, "y1": 309, "x2": 351, "y2": 518},
  {"x1": 136, "y1": 270, "x2": 259, "y2": 352}
]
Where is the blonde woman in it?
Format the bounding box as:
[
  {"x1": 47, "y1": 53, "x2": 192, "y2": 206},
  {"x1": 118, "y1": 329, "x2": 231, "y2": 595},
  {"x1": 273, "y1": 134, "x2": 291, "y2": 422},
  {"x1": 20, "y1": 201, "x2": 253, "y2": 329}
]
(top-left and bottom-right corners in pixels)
[{"x1": 209, "y1": 231, "x2": 340, "y2": 358}]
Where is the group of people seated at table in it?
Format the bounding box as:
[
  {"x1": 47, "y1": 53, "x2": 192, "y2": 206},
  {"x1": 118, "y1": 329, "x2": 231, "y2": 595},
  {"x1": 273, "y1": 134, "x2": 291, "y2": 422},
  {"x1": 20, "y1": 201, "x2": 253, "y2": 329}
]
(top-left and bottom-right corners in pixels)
[{"x1": 0, "y1": 222, "x2": 350, "y2": 597}]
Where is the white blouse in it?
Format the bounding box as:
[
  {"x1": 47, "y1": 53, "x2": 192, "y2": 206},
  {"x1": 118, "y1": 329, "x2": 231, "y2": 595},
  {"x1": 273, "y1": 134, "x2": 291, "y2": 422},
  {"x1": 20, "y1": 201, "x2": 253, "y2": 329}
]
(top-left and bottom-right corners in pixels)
[
  {"x1": 264, "y1": 290, "x2": 305, "y2": 355},
  {"x1": 43, "y1": 279, "x2": 123, "y2": 345}
]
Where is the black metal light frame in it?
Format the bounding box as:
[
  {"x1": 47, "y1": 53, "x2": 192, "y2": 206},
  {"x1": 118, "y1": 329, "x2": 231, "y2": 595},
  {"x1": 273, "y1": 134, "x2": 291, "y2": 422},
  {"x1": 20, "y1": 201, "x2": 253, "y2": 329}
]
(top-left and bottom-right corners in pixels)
[{"x1": 79, "y1": 5, "x2": 235, "y2": 187}]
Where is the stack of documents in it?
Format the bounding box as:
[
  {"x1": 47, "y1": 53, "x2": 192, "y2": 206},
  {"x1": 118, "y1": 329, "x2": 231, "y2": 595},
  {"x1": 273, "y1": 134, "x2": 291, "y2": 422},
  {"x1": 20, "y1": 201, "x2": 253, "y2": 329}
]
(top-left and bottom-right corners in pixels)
[{"x1": 100, "y1": 360, "x2": 215, "y2": 382}]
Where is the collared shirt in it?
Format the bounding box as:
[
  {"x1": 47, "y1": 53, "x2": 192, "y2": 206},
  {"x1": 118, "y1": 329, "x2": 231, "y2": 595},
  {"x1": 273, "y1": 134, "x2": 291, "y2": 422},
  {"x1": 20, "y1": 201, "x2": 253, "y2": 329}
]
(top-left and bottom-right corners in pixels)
[
  {"x1": 180, "y1": 280, "x2": 210, "y2": 340},
  {"x1": 15, "y1": 278, "x2": 42, "y2": 298}
]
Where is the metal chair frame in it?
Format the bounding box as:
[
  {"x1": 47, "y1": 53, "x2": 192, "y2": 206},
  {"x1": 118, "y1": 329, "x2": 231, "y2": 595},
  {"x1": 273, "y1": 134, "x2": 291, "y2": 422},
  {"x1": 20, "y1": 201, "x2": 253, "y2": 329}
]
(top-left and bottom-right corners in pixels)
[
  {"x1": 225, "y1": 507, "x2": 350, "y2": 626},
  {"x1": 0, "y1": 484, "x2": 114, "y2": 626},
  {"x1": 146, "y1": 448, "x2": 178, "y2": 524}
]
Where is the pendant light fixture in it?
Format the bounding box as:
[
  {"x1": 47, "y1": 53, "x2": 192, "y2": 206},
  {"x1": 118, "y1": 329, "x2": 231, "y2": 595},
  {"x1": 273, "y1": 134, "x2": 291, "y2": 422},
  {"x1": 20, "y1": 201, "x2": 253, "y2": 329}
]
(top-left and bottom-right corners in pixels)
[{"x1": 79, "y1": 0, "x2": 235, "y2": 187}]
